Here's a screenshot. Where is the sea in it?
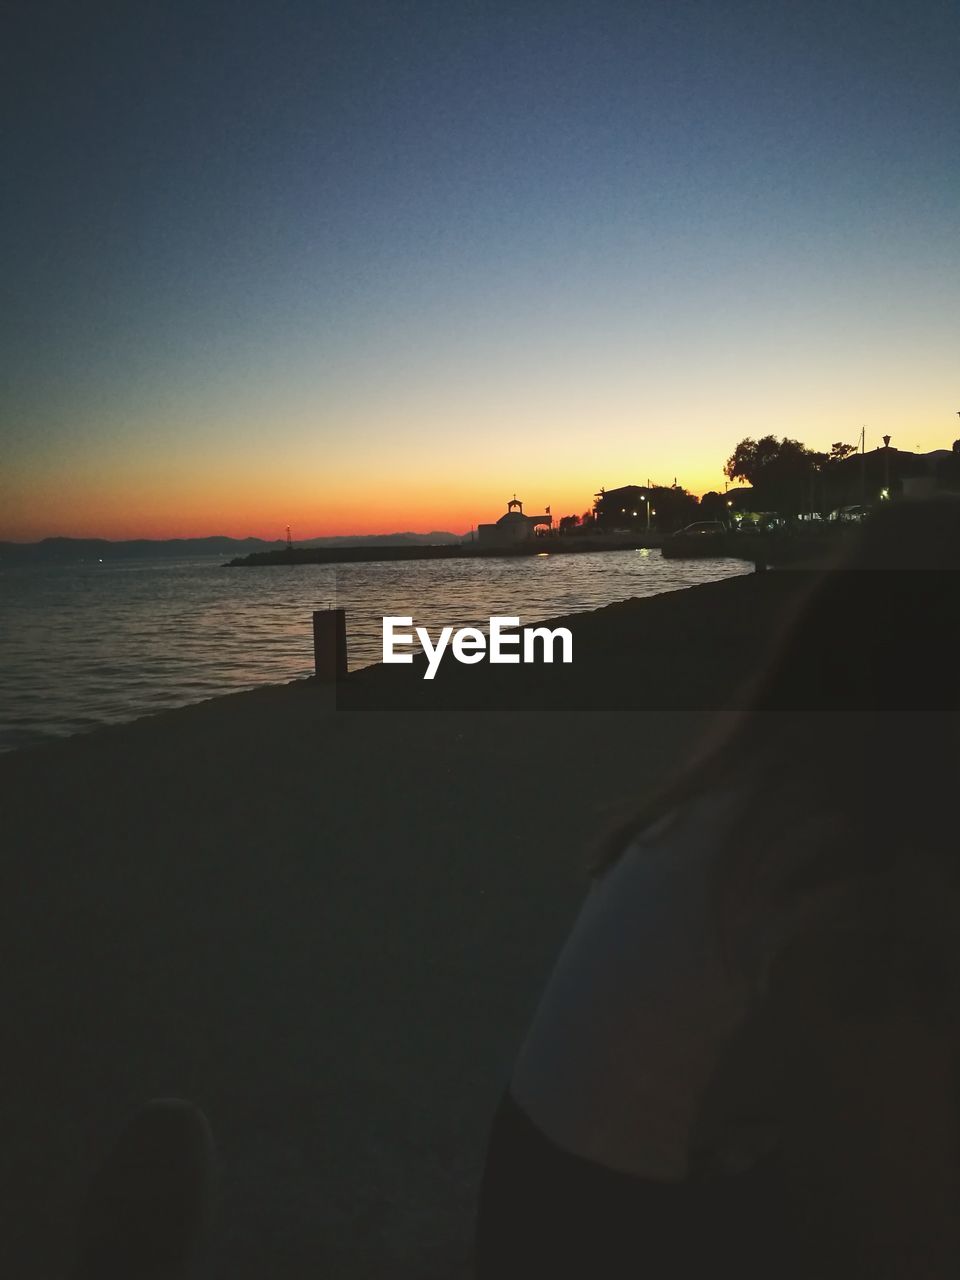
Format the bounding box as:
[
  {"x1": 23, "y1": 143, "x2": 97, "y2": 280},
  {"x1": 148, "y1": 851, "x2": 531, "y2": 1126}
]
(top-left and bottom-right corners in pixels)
[{"x1": 0, "y1": 549, "x2": 752, "y2": 752}]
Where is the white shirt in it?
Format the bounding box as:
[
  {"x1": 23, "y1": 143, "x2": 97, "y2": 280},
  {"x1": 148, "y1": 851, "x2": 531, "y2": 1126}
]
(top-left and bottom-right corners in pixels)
[{"x1": 510, "y1": 785, "x2": 786, "y2": 1182}]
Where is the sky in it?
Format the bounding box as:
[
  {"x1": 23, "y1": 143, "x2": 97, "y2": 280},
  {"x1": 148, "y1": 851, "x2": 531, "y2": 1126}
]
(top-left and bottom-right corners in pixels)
[{"x1": 2, "y1": 0, "x2": 958, "y2": 541}]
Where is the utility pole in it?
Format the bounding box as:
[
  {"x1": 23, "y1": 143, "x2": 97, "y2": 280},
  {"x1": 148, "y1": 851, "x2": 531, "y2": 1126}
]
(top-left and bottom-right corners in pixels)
[{"x1": 859, "y1": 426, "x2": 866, "y2": 505}]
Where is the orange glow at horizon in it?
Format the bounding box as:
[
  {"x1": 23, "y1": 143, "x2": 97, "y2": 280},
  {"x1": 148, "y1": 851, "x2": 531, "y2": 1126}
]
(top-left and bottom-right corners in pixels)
[
  {"x1": 1, "y1": 476, "x2": 704, "y2": 542},
  {"x1": 3, "y1": 409, "x2": 953, "y2": 543},
  {"x1": 1, "y1": 443, "x2": 718, "y2": 541}
]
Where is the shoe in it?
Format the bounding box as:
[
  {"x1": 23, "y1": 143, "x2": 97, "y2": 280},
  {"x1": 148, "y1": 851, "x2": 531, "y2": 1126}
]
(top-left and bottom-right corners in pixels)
[{"x1": 71, "y1": 1098, "x2": 216, "y2": 1279}]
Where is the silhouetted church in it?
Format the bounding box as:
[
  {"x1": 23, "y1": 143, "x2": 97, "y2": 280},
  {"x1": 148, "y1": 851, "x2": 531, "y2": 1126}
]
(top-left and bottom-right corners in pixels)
[{"x1": 477, "y1": 497, "x2": 552, "y2": 546}]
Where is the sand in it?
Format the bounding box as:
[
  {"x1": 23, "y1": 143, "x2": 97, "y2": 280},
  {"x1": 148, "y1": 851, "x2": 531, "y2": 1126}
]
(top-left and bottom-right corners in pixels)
[{"x1": 0, "y1": 571, "x2": 812, "y2": 1278}]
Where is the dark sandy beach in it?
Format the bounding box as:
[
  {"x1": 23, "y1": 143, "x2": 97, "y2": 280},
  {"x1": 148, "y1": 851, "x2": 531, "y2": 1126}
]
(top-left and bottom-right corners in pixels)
[{"x1": 0, "y1": 570, "x2": 813, "y2": 1278}]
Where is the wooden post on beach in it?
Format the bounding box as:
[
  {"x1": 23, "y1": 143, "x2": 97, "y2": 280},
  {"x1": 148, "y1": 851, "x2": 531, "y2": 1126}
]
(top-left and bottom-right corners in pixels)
[{"x1": 313, "y1": 608, "x2": 347, "y2": 682}]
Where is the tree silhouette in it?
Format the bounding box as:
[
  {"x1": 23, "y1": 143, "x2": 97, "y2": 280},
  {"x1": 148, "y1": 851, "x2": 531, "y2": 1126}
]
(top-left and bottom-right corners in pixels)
[
  {"x1": 724, "y1": 435, "x2": 818, "y2": 516},
  {"x1": 646, "y1": 484, "x2": 698, "y2": 531},
  {"x1": 698, "y1": 491, "x2": 725, "y2": 519}
]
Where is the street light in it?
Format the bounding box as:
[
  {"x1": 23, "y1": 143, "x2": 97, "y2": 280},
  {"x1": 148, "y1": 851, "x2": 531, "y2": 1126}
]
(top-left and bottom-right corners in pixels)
[{"x1": 639, "y1": 492, "x2": 651, "y2": 532}]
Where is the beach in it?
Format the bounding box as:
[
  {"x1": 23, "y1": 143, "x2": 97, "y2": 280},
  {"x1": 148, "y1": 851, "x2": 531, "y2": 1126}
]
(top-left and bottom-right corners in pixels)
[{"x1": 0, "y1": 570, "x2": 812, "y2": 1278}]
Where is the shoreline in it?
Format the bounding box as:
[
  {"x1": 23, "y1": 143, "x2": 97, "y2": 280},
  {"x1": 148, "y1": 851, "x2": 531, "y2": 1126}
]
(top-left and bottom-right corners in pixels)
[{"x1": 0, "y1": 571, "x2": 814, "y2": 1277}]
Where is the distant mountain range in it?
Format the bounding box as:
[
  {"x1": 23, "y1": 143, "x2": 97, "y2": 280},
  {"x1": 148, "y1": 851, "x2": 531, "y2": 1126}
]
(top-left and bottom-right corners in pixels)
[{"x1": 0, "y1": 532, "x2": 465, "y2": 564}]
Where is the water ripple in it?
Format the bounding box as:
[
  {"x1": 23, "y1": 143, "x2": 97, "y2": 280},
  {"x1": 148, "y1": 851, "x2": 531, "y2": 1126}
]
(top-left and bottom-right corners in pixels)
[{"x1": 0, "y1": 551, "x2": 750, "y2": 751}]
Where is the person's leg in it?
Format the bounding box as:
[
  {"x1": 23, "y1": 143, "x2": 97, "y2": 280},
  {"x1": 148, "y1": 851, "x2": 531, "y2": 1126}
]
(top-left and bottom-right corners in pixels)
[
  {"x1": 475, "y1": 1090, "x2": 677, "y2": 1278},
  {"x1": 71, "y1": 1098, "x2": 216, "y2": 1280},
  {"x1": 476, "y1": 1092, "x2": 805, "y2": 1279}
]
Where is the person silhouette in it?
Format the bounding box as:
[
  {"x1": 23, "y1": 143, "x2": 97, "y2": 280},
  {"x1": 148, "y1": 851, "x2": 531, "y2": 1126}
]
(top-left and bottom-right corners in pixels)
[{"x1": 476, "y1": 497, "x2": 960, "y2": 1278}]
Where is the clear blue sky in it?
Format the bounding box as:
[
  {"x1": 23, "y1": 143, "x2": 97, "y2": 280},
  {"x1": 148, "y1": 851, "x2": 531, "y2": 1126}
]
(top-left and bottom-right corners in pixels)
[{"x1": 3, "y1": 0, "x2": 958, "y2": 538}]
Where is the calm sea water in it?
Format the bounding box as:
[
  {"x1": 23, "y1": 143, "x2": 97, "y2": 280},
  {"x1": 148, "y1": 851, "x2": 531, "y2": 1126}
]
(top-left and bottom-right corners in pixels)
[{"x1": 0, "y1": 549, "x2": 751, "y2": 752}]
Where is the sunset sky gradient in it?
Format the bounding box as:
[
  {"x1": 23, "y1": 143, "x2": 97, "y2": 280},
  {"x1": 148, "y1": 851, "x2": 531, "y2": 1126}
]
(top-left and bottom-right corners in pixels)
[{"x1": 3, "y1": 0, "x2": 958, "y2": 540}]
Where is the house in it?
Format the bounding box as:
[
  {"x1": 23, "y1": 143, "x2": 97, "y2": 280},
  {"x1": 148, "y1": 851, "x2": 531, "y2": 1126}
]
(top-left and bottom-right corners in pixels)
[
  {"x1": 825, "y1": 444, "x2": 960, "y2": 509},
  {"x1": 593, "y1": 483, "x2": 698, "y2": 533},
  {"x1": 593, "y1": 485, "x2": 650, "y2": 530}
]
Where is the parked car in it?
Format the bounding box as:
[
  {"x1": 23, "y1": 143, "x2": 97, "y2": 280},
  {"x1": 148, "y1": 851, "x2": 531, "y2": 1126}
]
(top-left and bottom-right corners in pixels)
[
  {"x1": 675, "y1": 521, "x2": 726, "y2": 536},
  {"x1": 661, "y1": 521, "x2": 728, "y2": 558}
]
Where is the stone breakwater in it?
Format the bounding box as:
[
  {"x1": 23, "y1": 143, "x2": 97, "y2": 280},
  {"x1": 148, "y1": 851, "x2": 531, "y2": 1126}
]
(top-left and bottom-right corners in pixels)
[{"x1": 225, "y1": 533, "x2": 664, "y2": 567}]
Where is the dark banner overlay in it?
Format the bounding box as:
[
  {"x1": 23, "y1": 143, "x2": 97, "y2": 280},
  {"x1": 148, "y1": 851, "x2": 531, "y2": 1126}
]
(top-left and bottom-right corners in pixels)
[{"x1": 320, "y1": 570, "x2": 959, "y2": 716}]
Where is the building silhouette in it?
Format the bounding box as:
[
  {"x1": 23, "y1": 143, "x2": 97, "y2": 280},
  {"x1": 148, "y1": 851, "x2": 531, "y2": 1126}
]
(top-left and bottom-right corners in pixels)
[{"x1": 476, "y1": 497, "x2": 553, "y2": 546}]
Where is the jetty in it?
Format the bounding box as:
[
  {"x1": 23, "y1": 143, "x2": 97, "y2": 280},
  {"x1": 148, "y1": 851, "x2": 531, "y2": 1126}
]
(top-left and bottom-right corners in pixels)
[
  {"x1": 226, "y1": 524, "x2": 850, "y2": 570},
  {"x1": 225, "y1": 532, "x2": 664, "y2": 567}
]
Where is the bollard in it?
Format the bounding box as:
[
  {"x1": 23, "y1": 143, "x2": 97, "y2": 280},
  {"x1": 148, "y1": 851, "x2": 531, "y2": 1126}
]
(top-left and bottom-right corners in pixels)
[
  {"x1": 313, "y1": 608, "x2": 347, "y2": 682},
  {"x1": 754, "y1": 558, "x2": 767, "y2": 573}
]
